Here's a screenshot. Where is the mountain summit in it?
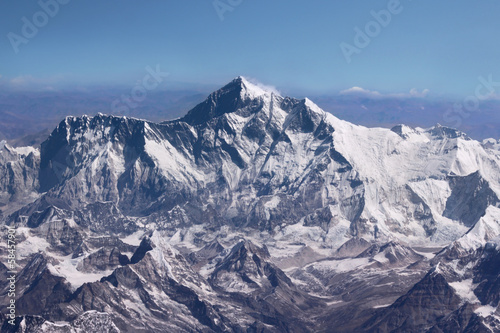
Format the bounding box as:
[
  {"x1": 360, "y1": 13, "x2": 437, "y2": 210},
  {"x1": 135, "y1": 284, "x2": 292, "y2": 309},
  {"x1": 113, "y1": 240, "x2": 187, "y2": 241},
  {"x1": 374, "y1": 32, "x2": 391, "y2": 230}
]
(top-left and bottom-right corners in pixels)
[{"x1": 180, "y1": 76, "x2": 279, "y2": 125}]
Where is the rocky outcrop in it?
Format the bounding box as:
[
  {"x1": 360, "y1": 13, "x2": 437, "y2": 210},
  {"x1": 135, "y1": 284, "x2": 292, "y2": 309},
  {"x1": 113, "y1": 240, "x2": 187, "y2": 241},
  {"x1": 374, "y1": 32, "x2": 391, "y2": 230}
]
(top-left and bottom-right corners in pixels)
[
  {"x1": 444, "y1": 171, "x2": 499, "y2": 227},
  {"x1": 361, "y1": 268, "x2": 462, "y2": 332}
]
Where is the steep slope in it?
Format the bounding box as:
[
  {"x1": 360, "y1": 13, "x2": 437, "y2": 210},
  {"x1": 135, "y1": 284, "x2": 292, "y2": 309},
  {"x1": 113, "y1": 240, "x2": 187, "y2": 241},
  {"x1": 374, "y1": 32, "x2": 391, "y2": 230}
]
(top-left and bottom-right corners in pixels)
[
  {"x1": 360, "y1": 267, "x2": 464, "y2": 333},
  {"x1": 0, "y1": 143, "x2": 39, "y2": 217}
]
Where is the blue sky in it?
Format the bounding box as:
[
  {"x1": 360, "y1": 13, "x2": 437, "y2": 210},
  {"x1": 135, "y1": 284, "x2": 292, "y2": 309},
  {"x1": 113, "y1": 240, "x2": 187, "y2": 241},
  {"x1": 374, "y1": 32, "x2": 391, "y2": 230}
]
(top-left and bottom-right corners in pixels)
[{"x1": 1, "y1": 0, "x2": 500, "y2": 97}]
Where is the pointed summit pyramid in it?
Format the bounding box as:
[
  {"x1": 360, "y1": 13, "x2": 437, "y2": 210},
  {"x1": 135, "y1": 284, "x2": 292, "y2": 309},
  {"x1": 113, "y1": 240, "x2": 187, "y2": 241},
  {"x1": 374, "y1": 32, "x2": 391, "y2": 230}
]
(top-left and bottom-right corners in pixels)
[{"x1": 180, "y1": 76, "x2": 278, "y2": 125}]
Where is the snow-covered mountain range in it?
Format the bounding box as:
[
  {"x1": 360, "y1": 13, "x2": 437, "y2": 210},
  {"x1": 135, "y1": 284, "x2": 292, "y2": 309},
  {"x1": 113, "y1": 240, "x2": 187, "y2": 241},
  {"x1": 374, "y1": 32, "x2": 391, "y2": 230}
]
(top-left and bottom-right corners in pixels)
[{"x1": 1, "y1": 77, "x2": 500, "y2": 332}]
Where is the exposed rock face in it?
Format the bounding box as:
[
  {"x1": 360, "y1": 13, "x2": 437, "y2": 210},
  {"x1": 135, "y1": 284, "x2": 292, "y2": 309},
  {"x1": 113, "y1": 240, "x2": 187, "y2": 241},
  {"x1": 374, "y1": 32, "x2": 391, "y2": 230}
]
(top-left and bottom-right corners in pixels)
[
  {"x1": 0, "y1": 143, "x2": 39, "y2": 217},
  {"x1": 444, "y1": 171, "x2": 500, "y2": 227},
  {"x1": 2, "y1": 77, "x2": 500, "y2": 331},
  {"x1": 361, "y1": 268, "x2": 462, "y2": 332},
  {"x1": 473, "y1": 246, "x2": 500, "y2": 307},
  {"x1": 356, "y1": 241, "x2": 424, "y2": 266},
  {"x1": 1, "y1": 311, "x2": 120, "y2": 333},
  {"x1": 427, "y1": 304, "x2": 491, "y2": 333},
  {"x1": 210, "y1": 240, "x2": 287, "y2": 292}
]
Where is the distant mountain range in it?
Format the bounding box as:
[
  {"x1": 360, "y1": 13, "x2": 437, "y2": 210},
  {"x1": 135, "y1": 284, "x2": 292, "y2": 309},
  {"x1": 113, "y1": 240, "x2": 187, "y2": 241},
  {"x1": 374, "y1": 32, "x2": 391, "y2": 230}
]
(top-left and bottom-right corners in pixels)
[
  {"x1": 1, "y1": 77, "x2": 500, "y2": 332},
  {"x1": 2, "y1": 84, "x2": 500, "y2": 148}
]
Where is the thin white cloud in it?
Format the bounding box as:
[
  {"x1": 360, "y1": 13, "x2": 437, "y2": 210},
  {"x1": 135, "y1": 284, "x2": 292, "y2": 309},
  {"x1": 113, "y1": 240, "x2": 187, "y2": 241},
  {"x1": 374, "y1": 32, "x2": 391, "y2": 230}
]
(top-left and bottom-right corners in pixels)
[
  {"x1": 6, "y1": 75, "x2": 65, "y2": 91},
  {"x1": 340, "y1": 86, "x2": 430, "y2": 99},
  {"x1": 409, "y1": 88, "x2": 430, "y2": 98},
  {"x1": 480, "y1": 92, "x2": 500, "y2": 101},
  {"x1": 10, "y1": 75, "x2": 36, "y2": 86},
  {"x1": 243, "y1": 76, "x2": 281, "y2": 95},
  {"x1": 340, "y1": 86, "x2": 381, "y2": 97}
]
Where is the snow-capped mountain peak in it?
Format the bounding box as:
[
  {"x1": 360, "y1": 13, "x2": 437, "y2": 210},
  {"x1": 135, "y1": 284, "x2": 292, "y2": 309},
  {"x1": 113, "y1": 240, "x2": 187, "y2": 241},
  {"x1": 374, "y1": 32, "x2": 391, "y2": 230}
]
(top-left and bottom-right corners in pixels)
[
  {"x1": 4, "y1": 77, "x2": 500, "y2": 332},
  {"x1": 178, "y1": 76, "x2": 278, "y2": 126}
]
